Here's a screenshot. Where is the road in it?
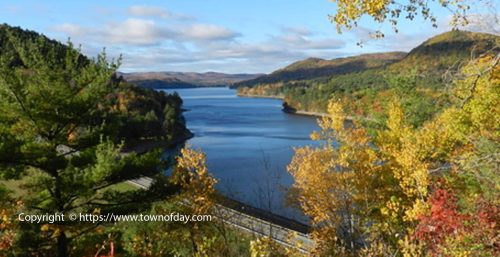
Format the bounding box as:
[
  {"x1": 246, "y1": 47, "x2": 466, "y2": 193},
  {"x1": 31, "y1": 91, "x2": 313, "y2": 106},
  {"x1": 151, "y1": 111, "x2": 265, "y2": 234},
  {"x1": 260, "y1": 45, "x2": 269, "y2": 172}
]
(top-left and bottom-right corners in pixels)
[
  {"x1": 56, "y1": 145, "x2": 314, "y2": 252},
  {"x1": 127, "y1": 177, "x2": 315, "y2": 253}
]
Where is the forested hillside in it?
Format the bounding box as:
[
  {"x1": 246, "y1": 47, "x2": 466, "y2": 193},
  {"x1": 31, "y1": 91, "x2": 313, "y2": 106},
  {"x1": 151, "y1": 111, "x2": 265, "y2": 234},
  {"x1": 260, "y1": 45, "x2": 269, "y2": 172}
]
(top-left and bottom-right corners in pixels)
[
  {"x1": 1, "y1": 0, "x2": 499, "y2": 253},
  {"x1": 288, "y1": 53, "x2": 500, "y2": 256},
  {"x1": 279, "y1": 0, "x2": 500, "y2": 255},
  {"x1": 235, "y1": 52, "x2": 405, "y2": 96},
  {"x1": 0, "y1": 25, "x2": 235, "y2": 257},
  {"x1": 0, "y1": 24, "x2": 191, "y2": 146},
  {"x1": 237, "y1": 30, "x2": 499, "y2": 127},
  {"x1": 121, "y1": 71, "x2": 262, "y2": 89}
]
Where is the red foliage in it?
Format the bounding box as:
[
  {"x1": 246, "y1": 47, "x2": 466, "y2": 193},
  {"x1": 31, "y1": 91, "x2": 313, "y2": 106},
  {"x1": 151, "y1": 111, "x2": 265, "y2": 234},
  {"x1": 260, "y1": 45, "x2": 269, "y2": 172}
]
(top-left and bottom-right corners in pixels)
[
  {"x1": 476, "y1": 201, "x2": 498, "y2": 229},
  {"x1": 473, "y1": 201, "x2": 499, "y2": 253},
  {"x1": 415, "y1": 189, "x2": 499, "y2": 256},
  {"x1": 414, "y1": 189, "x2": 467, "y2": 251}
]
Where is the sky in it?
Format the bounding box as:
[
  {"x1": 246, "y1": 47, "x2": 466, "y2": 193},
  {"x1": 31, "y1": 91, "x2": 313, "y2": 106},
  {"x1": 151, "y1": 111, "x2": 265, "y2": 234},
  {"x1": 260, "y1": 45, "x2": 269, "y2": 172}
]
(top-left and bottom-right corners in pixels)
[{"x1": 0, "y1": 0, "x2": 498, "y2": 73}]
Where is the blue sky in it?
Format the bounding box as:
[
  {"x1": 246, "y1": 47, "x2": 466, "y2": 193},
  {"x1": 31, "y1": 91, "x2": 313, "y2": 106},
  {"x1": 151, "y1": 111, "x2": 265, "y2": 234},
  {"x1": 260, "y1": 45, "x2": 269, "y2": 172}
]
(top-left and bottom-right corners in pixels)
[{"x1": 0, "y1": 0, "x2": 497, "y2": 73}]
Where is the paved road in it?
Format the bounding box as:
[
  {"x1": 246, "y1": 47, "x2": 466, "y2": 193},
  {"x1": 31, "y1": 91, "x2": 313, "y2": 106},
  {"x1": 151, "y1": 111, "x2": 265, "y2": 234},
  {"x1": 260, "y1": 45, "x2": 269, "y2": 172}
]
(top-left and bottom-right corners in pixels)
[
  {"x1": 55, "y1": 144, "x2": 313, "y2": 252},
  {"x1": 58, "y1": 145, "x2": 315, "y2": 251},
  {"x1": 127, "y1": 177, "x2": 315, "y2": 253}
]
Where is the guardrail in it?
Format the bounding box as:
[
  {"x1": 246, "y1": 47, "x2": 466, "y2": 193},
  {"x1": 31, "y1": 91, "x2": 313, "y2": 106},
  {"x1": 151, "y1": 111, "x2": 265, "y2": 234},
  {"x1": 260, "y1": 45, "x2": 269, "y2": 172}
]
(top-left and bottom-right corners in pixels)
[{"x1": 127, "y1": 177, "x2": 315, "y2": 253}]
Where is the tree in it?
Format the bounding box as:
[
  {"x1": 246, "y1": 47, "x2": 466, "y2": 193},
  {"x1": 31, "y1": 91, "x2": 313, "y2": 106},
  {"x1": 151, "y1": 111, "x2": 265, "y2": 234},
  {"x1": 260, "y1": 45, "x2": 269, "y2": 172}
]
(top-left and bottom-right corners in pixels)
[
  {"x1": 123, "y1": 147, "x2": 250, "y2": 257},
  {"x1": 288, "y1": 53, "x2": 499, "y2": 256},
  {"x1": 0, "y1": 29, "x2": 177, "y2": 256},
  {"x1": 0, "y1": 186, "x2": 20, "y2": 255},
  {"x1": 328, "y1": 0, "x2": 475, "y2": 37}
]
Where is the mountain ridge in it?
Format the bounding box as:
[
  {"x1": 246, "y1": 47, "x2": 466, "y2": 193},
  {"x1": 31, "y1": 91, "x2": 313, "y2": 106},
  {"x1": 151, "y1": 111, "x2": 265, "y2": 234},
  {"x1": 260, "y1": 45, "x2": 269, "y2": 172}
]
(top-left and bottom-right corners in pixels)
[
  {"x1": 387, "y1": 30, "x2": 499, "y2": 72},
  {"x1": 235, "y1": 30, "x2": 499, "y2": 126},
  {"x1": 235, "y1": 52, "x2": 406, "y2": 87},
  {"x1": 120, "y1": 71, "x2": 263, "y2": 88}
]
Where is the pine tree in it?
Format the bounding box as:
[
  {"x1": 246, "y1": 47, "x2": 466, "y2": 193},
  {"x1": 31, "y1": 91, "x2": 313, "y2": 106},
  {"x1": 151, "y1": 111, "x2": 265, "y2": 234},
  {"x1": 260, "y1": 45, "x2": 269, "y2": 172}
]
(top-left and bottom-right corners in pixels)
[{"x1": 0, "y1": 27, "x2": 178, "y2": 256}]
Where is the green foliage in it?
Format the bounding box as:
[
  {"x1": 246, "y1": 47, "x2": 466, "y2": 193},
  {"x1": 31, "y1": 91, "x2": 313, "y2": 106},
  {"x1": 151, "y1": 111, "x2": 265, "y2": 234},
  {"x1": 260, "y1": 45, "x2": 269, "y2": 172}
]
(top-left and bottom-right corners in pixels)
[
  {"x1": 288, "y1": 54, "x2": 500, "y2": 256},
  {"x1": 389, "y1": 30, "x2": 500, "y2": 73},
  {"x1": 238, "y1": 30, "x2": 499, "y2": 129},
  {"x1": 119, "y1": 201, "x2": 251, "y2": 257},
  {"x1": 0, "y1": 24, "x2": 254, "y2": 257},
  {"x1": 236, "y1": 52, "x2": 405, "y2": 87},
  {"x1": 111, "y1": 83, "x2": 188, "y2": 144},
  {"x1": 0, "y1": 24, "x2": 186, "y2": 256}
]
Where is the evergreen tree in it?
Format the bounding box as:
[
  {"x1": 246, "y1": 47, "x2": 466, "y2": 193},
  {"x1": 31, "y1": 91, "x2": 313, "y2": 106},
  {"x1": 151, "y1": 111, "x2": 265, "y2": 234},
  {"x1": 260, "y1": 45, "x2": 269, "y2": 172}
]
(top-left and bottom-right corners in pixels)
[{"x1": 0, "y1": 26, "x2": 177, "y2": 257}]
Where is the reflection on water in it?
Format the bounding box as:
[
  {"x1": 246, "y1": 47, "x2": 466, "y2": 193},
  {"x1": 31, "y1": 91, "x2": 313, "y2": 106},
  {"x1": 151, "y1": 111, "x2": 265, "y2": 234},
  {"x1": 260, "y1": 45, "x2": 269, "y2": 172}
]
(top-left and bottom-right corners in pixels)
[{"x1": 162, "y1": 87, "x2": 320, "y2": 221}]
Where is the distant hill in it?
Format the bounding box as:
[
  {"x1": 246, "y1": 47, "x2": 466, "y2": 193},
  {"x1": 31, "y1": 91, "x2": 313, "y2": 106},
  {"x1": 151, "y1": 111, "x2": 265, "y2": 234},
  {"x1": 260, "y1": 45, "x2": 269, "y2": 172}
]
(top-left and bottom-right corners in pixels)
[
  {"x1": 235, "y1": 52, "x2": 406, "y2": 87},
  {"x1": 236, "y1": 30, "x2": 499, "y2": 127},
  {"x1": 120, "y1": 71, "x2": 263, "y2": 88},
  {"x1": 388, "y1": 30, "x2": 499, "y2": 73}
]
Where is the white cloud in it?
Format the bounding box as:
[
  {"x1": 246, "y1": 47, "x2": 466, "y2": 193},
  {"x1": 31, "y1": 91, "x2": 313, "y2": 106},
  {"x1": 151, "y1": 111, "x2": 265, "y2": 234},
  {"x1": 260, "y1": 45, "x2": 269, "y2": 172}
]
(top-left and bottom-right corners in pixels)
[
  {"x1": 49, "y1": 7, "x2": 348, "y2": 73},
  {"x1": 53, "y1": 23, "x2": 87, "y2": 36},
  {"x1": 128, "y1": 5, "x2": 169, "y2": 18},
  {"x1": 281, "y1": 26, "x2": 312, "y2": 36},
  {"x1": 127, "y1": 5, "x2": 192, "y2": 20},
  {"x1": 114, "y1": 27, "x2": 347, "y2": 73},
  {"x1": 345, "y1": 25, "x2": 440, "y2": 52},
  {"x1": 272, "y1": 26, "x2": 344, "y2": 50},
  {"x1": 104, "y1": 18, "x2": 173, "y2": 45},
  {"x1": 182, "y1": 24, "x2": 241, "y2": 41},
  {"x1": 53, "y1": 18, "x2": 239, "y2": 46},
  {"x1": 457, "y1": 14, "x2": 499, "y2": 35}
]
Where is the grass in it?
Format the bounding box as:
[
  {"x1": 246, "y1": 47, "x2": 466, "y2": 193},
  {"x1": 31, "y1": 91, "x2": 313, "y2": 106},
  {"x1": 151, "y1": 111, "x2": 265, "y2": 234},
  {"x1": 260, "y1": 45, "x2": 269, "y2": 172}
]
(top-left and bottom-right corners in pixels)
[
  {"x1": 0, "y1": 175, "x2": 139, "y2": 199},
  {"x1": 0, "y1": 179, "x2": 27, "y2": 198}
]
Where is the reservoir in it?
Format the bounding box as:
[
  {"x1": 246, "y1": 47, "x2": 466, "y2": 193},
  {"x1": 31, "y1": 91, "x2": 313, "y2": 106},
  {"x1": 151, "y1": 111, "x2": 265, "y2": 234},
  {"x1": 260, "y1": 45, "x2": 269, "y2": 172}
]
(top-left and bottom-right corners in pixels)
[{"x1": 163, "y1": 87, "x2": 319, "y2": 220}]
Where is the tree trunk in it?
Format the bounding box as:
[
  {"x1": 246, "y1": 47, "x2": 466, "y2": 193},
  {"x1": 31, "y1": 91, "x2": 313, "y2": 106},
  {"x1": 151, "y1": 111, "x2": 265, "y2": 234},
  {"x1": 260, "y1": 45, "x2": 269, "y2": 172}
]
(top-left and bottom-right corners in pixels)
[
  {"x1": 55, "y1": 172, "x2": 68, "y2": 257},
  {"x1": 57, "y1": 232, "x2": 68, "y2": 257},
  {"x1": 189, "y1": 229, "x2": 198, "y2": 254}
]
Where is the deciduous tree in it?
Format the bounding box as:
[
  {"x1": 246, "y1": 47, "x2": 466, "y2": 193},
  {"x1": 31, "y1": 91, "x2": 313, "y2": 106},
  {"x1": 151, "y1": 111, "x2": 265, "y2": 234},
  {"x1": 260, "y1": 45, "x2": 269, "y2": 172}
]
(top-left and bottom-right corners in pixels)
[{"x1": 288, "y1": 53, "x2": 499, "y2": 256}]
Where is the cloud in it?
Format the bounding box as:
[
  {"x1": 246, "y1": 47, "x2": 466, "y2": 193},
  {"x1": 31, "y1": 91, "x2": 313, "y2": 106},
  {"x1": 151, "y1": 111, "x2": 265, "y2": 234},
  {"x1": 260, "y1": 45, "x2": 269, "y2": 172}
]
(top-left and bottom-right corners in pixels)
[
  {"x1": 128, "y1": 5, "x2": 169, "y2": 18},
  {"x1": 53, "y1": 23, "x2": 88, "y2": 36},
  {"x1": 181, "y1": 24, "x2": 241, "y2": 41},
  {"x1": 49, "y1": 7, "x2": 348, "y2": 73},
  {"x1": 453, "y1": 14, "x2": 499, "y2": 35},
  {"x1": 53, "y1": 18, "x2": 240, "y2": 46},
  {"x1": 272, "y1": 26, "x2": 344, "y2": 50},
  {"x1": 114, "y1": 27, "x2": 347, "y2": 73},
  {"x1": 345, "y1": 25, "x2": 439, "y2": 52},
  {"x1": 53, "y1": 19, "x2": 171, "y2": 45},
  {"x1": 127, "y1": 5, "x2": 192, "y2": 20},
  {"x1": 104, "y1": 18, "x2": 174, "y2": 45},
  {"x1": 281, "y1": 26, "x2": 313, "y2": 36}
]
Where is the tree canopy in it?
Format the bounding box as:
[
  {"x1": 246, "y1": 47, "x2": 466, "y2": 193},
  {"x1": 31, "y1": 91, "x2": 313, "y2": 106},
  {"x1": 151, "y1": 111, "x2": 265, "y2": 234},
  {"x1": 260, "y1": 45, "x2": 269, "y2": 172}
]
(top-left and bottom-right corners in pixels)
[
  {"x1": 0, "y1": 25, "x2": 187, "y2": 256},
  {"x1": 288, "y1": 53, "x2": 499, "y2": 256}
]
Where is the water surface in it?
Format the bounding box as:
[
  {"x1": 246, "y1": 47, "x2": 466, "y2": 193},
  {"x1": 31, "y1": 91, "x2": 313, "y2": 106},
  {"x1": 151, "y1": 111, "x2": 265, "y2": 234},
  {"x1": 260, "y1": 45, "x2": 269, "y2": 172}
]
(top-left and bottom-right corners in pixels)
[{"x1": 163, "y1": 87, "x2": 319, "y2": 220}]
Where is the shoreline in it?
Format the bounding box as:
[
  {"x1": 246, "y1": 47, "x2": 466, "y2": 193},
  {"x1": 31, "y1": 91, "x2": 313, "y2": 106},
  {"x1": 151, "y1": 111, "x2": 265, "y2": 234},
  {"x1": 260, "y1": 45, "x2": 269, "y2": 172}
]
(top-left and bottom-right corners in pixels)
[
  {"x1": 282, "y1": 109, "x2": 328, "y2": 118},
  {"x1": 236, "y1": 94, "x2": 328, "y2": 117},
  {"x1": 122, "y1": 130, "x2": 194, "y2": 154},
  {"x1": 236, "y1": 94, "x2": 373, "y2": 122},
  {"x1": 236, "y1": 93, "x2": 284, "y2": 100}
]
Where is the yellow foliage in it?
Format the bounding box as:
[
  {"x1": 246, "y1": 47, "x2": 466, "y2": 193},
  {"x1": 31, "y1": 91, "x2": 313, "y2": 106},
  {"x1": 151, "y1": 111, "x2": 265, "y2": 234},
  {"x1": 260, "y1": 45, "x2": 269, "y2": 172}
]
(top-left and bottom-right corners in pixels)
[
  {"x1": 287, "y1": 54, "x2": 499, "y2": 255},
  {"x1": 328, "y1": 0, "x2": 471, "y2": 36},
  {"x1": 249, "y1": 236, "x2": 292, "y2": 257},
  {"x1": 172, "y1": 147, "x2": 218, "y2": 215}
]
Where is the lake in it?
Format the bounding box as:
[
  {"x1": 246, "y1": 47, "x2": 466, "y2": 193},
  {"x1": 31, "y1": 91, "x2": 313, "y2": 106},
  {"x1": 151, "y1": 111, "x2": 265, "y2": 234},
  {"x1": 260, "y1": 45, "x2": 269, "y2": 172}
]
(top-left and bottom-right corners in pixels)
[{"x1": 162, "y1": 87, "x2": 320, "y2": 220}]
